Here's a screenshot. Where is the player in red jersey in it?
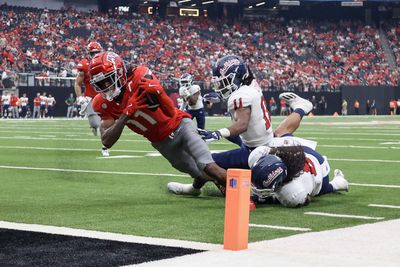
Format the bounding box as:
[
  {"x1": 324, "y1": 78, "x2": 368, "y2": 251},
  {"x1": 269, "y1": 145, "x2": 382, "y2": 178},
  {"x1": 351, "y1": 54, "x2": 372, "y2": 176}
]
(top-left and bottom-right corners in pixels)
[
  {"x1": 75, "y1": 41, "x2": 109, "y2": 156},
  {"x1": 90, "y1": 51, "x2": 227, "y2": 194}
]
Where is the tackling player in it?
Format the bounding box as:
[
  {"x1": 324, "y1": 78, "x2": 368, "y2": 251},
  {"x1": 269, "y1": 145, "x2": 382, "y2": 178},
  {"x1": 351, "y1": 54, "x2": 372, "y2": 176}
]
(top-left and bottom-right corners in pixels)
[
  {"x1": 168, "y1": 55, "x2": 312, "y2": 195},
  {"x1": 89, "y1": 51, "x2": 227, "y2": 194},
  {"x1": 75, "y1": 41, "x2": 109, "y2": 156}
]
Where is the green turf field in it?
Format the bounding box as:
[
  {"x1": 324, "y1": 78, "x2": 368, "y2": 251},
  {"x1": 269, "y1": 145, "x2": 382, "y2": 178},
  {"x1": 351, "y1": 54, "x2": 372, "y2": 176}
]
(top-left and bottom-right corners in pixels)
[{"x1": 0, "y1": 116, "x2": 399, "y2": 244}]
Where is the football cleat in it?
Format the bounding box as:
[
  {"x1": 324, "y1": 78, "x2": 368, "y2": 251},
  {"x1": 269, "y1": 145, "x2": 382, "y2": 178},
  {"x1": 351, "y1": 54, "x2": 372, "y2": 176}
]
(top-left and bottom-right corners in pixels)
[
  {"x1": 101, "y1": 147, "x2": 109, "y2": 157},
  {"x1": 167, "y1": 182, "x2": 201, "y2": 196},
  {"x1": 331, "y1": 169, "x2": 349, "y2": 192},
  {"x1": 279, "y1": 92, "x2": 313, "y2": 114}
]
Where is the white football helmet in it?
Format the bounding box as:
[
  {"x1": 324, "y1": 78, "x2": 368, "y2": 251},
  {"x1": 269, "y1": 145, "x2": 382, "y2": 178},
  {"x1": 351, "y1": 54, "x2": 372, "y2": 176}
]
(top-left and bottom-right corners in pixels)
[{"x1": 275, "y1": 176, "x2": 310, "y2": 208}]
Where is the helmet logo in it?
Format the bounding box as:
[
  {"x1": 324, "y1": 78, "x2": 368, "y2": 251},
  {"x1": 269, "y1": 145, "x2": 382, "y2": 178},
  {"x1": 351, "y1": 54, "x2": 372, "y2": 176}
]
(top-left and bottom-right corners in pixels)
[
  {"x1": 263, "y1": 166, "x2": 284, "y2": 188},
  {"x1": 220, "y1": 58, "x2": 240, "y2": 76},
  {"x1": 106, "y1": 52, "x2": 118, "y2": 64}
]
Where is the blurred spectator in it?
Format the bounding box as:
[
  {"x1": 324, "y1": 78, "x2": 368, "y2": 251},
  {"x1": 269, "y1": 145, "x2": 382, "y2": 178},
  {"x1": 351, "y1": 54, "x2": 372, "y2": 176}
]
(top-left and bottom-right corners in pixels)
[
  {"x1": 366, "y1": 99, "x2": 371, "y2": 115},
  {"x1": 371, "y1": 99, "x2": 377, "y2": 115},
  {"x1": 341, "y1": 99, "x2": 347, "y2": 116},
  {"x1": 354, "y1": 99, "x2": 360, "y2": 115},
  {"x1": 65, "y1": 93, "x2": 75, "y2": 118}
]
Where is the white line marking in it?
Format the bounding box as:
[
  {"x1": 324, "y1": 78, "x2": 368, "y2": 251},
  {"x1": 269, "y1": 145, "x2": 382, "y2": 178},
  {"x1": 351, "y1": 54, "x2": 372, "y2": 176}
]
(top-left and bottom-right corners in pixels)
[
  {"x1": 305, "y1": 212, "x2": 384, "y2": 220},
  {"x1": 249, "y1": 223, "x2": 311, "y2": 232},
  {"x1": 96, "y1": 155, "x2": 143, "y2": 159},
  {"x1": 0, "y1": 165, "x2": 188, "y2": 178},
  {"x1": 303, "y1": 137, "x2": 400, "y2": 142},
  {"x1": 0, "y1": 145, "x2": 153, "y2": 153},
  {"x1": 318, "y1": 144, "x2": 400, "y2": 150},
  {"x1": 350, "y1": 183, "x2": 400, "y2": 189},
  {"x1": 0, "y1": 221, "x2": 219, "y2": 251},
  {"x1": 368, "y1": 204, "x2": 400, "y2": 209},
  {"x1": 381, "y1": 142, "x2": 400, "y2": 145},
  {"x1": 329, "y1": 158, "x2": 400, "y2": 163},
  {"x1": 0, "y1": 136, "x2": 146, "y2": 143}
]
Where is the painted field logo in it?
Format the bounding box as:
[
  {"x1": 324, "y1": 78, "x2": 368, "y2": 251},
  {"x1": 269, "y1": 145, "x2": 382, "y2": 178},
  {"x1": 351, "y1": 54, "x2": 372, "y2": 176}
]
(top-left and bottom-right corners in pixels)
[{"x1": 229, "y1": 178, "x2": 238, "y2": 188}]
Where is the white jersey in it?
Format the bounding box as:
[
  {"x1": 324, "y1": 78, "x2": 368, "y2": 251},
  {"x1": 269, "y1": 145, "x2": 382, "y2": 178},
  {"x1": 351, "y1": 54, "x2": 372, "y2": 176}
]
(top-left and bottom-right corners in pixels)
[
  {"x1": 40, "y1": 96, "x2": 47, "y2": 105},
  {"x1": 47, "y1": 97, "x2": 55, "y2": 106},
  {"x1": 2, "y1": 95, "x2": 10, "y2": 105},
  {"x1": 227, "y1": 80, "x2": 273, "y2": 147},
  {"x1": 20, "y1": 97, "x2": 29, "y2": 106},
  {"x1": 188, "y1": 95, "x2": 203, "y2": 110}
]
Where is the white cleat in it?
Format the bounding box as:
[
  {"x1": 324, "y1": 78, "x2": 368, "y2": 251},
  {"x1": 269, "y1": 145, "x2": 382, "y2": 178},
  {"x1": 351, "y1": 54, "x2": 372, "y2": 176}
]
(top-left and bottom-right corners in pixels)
[
  {"x1": 167, "y1": 182, "x2": 201, "y2": 196},
  {"x1": 101, "y1": 147, "x2": 110, "y2": 157},
  {"x1": 279, "y1": 92, "x2": 313, "y2": 114},
  {"x1": 331, "y1": 169, "x2": 349, "y2": 192}
]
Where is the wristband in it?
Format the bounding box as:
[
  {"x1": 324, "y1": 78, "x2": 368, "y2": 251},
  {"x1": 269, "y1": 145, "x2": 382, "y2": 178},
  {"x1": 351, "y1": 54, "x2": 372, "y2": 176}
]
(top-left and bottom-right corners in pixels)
[{"x1": 218, "y1": 128, "x2": 231, "y2": 138}]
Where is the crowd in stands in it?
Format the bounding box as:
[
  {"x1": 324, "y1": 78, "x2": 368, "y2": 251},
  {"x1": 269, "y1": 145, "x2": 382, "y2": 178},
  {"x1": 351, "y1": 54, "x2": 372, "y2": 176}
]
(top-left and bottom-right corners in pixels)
[{"x1": 1, "y1": 4, "x2": 399, "y2": 92}]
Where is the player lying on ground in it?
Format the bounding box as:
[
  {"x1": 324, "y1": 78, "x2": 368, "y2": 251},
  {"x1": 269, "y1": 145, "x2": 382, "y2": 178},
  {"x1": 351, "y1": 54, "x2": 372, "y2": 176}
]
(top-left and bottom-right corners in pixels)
[
  {"x1": 168, "y1": 93, "x2": 348, "y2": 207},
  {"x1": 89, "y1": 51, "x2": 227, "y2": 192}
]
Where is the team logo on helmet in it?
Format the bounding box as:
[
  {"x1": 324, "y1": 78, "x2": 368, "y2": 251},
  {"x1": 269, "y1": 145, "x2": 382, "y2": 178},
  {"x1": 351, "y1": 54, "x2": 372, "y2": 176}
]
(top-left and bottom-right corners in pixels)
[{"x1": 219, "y1": 58, "x2": 240, "y2": 76}]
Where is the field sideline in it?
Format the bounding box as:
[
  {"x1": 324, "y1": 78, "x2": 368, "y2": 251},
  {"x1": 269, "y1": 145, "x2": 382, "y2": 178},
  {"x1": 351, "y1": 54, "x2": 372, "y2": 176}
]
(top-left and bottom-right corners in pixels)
[{"x1": 0, "y1": 115, "x2": 400, "y2": 265}]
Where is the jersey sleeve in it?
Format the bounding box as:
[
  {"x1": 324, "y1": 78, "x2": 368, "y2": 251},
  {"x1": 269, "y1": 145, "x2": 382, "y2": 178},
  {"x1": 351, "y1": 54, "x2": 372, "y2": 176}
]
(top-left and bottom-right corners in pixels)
[
  {"x1": 76, "y1": 59, "x2": 88, "y2": 72},
  {"x1": 92, "y1": 94, "x2": 113, "y2": 121}
]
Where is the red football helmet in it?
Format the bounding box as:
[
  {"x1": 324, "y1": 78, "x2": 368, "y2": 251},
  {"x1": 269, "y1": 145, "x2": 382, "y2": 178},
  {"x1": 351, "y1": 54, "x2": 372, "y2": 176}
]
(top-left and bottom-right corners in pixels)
[
  {"x1": 87, "y1": 41, "x2": 103, "y2": 57},
  {"x1": 89, "y1": 51, "x2": 127, "y2": 101}
]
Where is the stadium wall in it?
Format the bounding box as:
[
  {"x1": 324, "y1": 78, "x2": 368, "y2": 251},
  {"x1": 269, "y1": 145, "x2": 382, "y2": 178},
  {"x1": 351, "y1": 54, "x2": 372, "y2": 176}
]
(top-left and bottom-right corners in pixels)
[
  {"x1": 17, "y1": 86, "x2": 344, "y2": 117},
  {"x1": 18, "y1": 86, "x2": 75, "y2": 117},
  {"x1": 342, "y1": 86, "x2": 398, "y2": 115}
]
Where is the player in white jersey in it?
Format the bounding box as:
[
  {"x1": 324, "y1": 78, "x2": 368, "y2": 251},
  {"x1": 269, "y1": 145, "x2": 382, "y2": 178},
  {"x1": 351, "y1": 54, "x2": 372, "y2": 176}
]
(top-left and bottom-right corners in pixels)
[
  {"x1": 168, "y1": 55, "x2": 283, "y2": 196},
  {"x1": 248, "y1": 140, "x2": 349, "y2": 208},
  {"x1": 247, "y1": 93, "x2": 348, "y2": 207},
  {"x1": 20, "y1": 93, "x2": 29, "y2": 118},
  {"x1": 1, "y1": 91, "x2": 10, "y2": 118},
  {"x1": 46, "y1": 94, "x2": 56, "y2": 118},
  {"x1": 40, "y1": 92, "x2": 47, "y2": 118},
  {"x1": 178, "y1": 73, "x2": 206, "y2": 129}
]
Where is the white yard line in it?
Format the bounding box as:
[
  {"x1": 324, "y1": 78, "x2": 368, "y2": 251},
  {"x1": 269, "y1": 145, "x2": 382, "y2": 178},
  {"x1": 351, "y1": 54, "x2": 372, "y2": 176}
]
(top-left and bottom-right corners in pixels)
[
  {"x1": 350, "y1": 183, "x2": 400, "y2": 189},
  {"x1": 0, "y1": 221, "x2": 218, "y2": 251},
  {"x1": 249, "y1": 224, "x2": 311, "y2": 232},
  {"x1": 368, "y1": 204, "x2": 400, "y2": 209},
  {"x1": 329, "y1": 158, "x2": 400, "y2": 163},
  {"x1": 0, "y1": 136, "x2": 146, "y2": 142},
  {"x1": 304, "y1": 212, "x2": 384, "y2": 220},
  {"x1": 0, "y1": 165, "x2": 188, "y2": 178},
  {"x1": 96, "y1": 155, "x2": 143, "y2": 159},
  {"x1": 318, "y1": 144, "x2": 400, "y2": 150},
  {"x1": 0, "y1": 145, "x2": 153, "y2": 153}
]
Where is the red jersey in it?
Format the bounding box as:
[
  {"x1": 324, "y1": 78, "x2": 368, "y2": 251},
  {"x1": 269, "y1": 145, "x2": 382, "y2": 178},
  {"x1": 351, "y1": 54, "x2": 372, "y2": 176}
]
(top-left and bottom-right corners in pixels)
[
  {"x1": 93, "y1": 66, "x2": 191, "y2": 143},
  {"x1": 34, "y1": 97, "x2": 41, "y2": 107},
  {"x1": 10, "y1": 96, "x2": 19, "y2": 107},
  {"x1": 77, "y1": 58, "x2": 97, "y2": 98}
]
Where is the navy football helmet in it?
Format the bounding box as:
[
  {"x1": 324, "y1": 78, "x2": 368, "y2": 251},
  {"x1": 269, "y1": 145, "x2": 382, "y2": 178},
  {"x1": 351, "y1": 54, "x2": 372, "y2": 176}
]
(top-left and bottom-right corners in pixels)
[
  {"x1": 179, "y1": 73, "x2": 193, "y2": 88},
  {"x1": 251, "y1": 154, "x2": 288, "y2": 199},
  {"x1": 211, "y1": 55, "x2": 250, "y2": 100}
]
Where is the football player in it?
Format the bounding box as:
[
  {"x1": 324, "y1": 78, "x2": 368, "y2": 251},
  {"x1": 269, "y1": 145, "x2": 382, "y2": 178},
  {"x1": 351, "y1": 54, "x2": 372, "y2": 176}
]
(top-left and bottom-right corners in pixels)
[
  {"x1": 168, "y1": 56, "x2": 312, "y2": 196},
  {"x1": 89, "y1": 51, "x2": 227, "y2": 195},
  {"x1": 248, "y1": 141, "x2": 349, "y2": 208},
  {"x1": 178, "y1": 73, "x2": 206, "y2": 129},
  {"x1": 75, "y1": 41, "x2": 109, "y2": 156}
]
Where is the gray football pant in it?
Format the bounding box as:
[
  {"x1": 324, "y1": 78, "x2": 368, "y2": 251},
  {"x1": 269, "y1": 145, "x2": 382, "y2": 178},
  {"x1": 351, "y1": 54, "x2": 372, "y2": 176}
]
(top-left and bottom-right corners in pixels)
[
  {"x1": 86, "y1": 100, "x2": 101, "y2": 129},
  {"x1": 151, "y1": 118, "x2": 214, "y2": 179}
]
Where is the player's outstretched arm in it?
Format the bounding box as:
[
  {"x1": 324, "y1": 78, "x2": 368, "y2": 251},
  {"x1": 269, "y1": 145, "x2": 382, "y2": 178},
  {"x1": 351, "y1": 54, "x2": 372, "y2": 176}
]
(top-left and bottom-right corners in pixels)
[{"x1": 100, "y1": 115, "x2": 129, "y2": 149}]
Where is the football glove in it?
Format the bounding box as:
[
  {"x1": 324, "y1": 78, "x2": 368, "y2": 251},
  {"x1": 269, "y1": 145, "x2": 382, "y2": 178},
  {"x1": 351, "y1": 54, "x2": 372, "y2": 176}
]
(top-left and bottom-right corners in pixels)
[
  {"x1": 138, "y1": 77, "x2": 162, "y2": 95},
  {"x1": 203, "y1": 92, "x2": 220, "y2": 104},
  {"x1": 197, "y1": 128, "x2": 222, "y2": 143},
  {"x1": 123, "y1": 90, "x2": 148, "y2": 116}
]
